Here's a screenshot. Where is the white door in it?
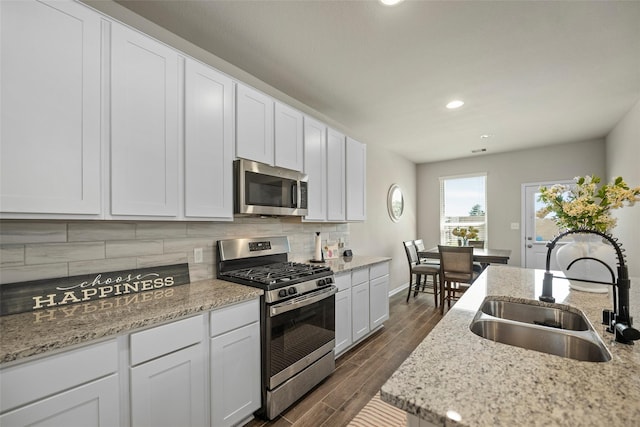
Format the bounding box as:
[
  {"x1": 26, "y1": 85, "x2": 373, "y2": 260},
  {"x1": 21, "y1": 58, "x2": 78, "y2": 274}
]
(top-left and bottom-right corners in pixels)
[
  {"x1": 0, "y1": 375, "x2": 120, "y2": 427},
  {"x1": 111, "y1": 23, "x2": 179, "y2": 217},
  {"x1": 130, "y1": 344, "x2": 206, "y2": 427},
  {"x1": 522, "y1": 181, "x2": 573, "y2": 269},
  {"x1": 303, "y1": 116, "x2": 327, "y2": 221},
  {"x1": 351, "y1": 281, "x2": 370, "y2": 342},
  {"x1": 346, "y1": 137, "x2": 366, "y2": 221},
  {"x1": 184, "y1": 58, "x2": 234, "y2": 219},
  {"x1": 1, "y1": 0, "x2": 102, "y2": 215},
  {"x1": 236, "y1": 84, "x2": 274, "y2": 165},
  {"x1": 210, "y1": 322, "x2": 261, "y2": 427},
  {"x1": 327, "y1": 128, "x2": 346, "y2": 221},
  {"x1": 274, "y1": 102, "x2": 304, "y2": 171},
  {"x1": 334, "y1": 289, "x2": 352, "y2": 355}
]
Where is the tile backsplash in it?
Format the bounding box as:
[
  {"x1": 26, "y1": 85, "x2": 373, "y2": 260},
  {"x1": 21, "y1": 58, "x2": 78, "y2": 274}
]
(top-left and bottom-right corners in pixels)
[{"x1": 0, "y1": 218, "x2": 349, "y2": 285}]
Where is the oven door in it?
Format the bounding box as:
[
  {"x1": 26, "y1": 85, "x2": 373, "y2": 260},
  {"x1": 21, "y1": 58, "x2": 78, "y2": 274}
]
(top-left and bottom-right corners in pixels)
[{"x1": 265, "y1": 286, "x2": 336, "y2": 390}]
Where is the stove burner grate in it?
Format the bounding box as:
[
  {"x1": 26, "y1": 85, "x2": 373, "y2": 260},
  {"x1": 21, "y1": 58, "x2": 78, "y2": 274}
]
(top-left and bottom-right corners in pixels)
[{"x1": 224, "y1": 262, "x2": 331, "y2": 285}]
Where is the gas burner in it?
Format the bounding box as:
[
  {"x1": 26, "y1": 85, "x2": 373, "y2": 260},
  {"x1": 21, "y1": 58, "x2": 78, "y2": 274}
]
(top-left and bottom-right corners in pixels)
[{"x1": 224, "y1": 262, "x2": 331, "y2": 286}]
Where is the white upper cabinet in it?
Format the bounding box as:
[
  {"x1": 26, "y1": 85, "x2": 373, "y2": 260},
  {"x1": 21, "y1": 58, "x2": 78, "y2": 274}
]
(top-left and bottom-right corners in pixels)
[
  {"x1": 303, "y1": 116, "x2": 327, "y2": 221},
  {"x1": 0, "y1": 0, "x2": 102, "y2": 216},
  {"x1": 236, "y1": 83, "x2": 274, "y2": 165},
  {"x1": 326, "y1": 128, "x2": 346, "y2": 221},
  {"x1": 184, "y1": 59, "x2": 234, "y2": 220},
  {"x1": 110, "y1": 23, "x2": 179, "y2": 217},
  {"x1": 346, "y1": 137, "x2": 367, "y2": 221},
  {"x1": 274, "y1": 102, "x2": 304, "y2": 172}
]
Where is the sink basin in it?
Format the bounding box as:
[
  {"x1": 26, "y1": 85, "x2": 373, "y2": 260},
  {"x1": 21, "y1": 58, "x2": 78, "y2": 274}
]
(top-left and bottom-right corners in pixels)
[
  {"x1": 470, "y1": 297, "x2": 611, "y2": 362},
  {"x1": 480, "y1": 299, "x2": 589, "y2": 331}
]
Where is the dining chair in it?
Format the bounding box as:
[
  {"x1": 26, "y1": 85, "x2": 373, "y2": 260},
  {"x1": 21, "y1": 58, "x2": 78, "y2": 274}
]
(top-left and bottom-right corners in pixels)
[
  {"x1": 468, "y1": 240, "x2": 484, "y2": 248},
  {"x1": 413, "y1": 239, "x2": 440, "y2": 265},
  {"x1": 466, "y1": 240, "x2": 484, "y2": 272},
  {"x1": 403, "y1": 240, "x2": 439, "y2": 306},
  {"x1": 438, "y1": 245, "x2": 479, "y2": 314}
]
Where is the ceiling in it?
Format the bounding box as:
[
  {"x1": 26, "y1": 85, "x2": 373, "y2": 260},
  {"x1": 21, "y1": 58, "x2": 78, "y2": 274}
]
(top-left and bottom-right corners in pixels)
[{"x1": 113, "y1": 0, "x2": 640, "y2": 164}]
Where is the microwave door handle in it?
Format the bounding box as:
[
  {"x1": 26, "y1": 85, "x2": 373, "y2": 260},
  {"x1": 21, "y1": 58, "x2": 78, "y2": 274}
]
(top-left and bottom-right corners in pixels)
[{"x1": 291, "y1": 183, "x2": 297, "y2": 207}]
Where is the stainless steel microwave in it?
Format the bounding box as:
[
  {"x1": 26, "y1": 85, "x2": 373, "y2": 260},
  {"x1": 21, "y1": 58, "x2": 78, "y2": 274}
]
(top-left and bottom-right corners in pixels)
[{"x1": 234, "y1": 159, "x2": 308, "y2": 216}]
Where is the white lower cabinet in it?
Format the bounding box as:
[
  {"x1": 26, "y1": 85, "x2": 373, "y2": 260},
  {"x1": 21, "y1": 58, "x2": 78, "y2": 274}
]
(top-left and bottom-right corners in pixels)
[
  {"x1": 130, "y1": 315, "x2": 206, "y2": 427},
  {"x1": 369, "y1": 262, "x2": 390, "y2": 330},
  {"x1": 0, "y1": 340, "x2": 119, "y2": 427},
  {"x1": 351, "y1": 267, "x2": 371, "y2": 343},
  {"x1": 210, "y1": 300, "x2": 261, "y2": 427},
  {"x1": 335, "y1": 261, "x2": 390, "y2": 357},
  {"x1": 0, "y1": 300, "x2": 262, "y2": 427},
  {"x1": 130, "y1": 345, "x2": 206, "y2": 427},
  {"x1": 0, "y1": 375, "x2": 119, "y2": 427},
  {"x1": 334, "y1": 272, "x2": 353, "y2": 356}
]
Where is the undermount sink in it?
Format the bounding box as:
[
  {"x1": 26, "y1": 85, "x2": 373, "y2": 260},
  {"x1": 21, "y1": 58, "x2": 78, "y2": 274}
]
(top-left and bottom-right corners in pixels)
[
  {"x1": 470, "y1": 297, "x2": 611, "y2": 362},
  {"x1": 479, "y1": 298, "x2": 589, "y2": 331}
]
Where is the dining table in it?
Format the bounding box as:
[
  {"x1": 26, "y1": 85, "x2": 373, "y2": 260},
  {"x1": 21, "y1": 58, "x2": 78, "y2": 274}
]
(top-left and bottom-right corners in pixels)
[{"x1": 418, "y1": 246, "x2": 511, "y2": 271}]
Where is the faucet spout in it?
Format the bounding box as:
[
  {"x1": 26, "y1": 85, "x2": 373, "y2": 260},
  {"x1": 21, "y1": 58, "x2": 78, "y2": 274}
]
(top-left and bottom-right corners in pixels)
[{"x1": 541, "y1": 228, "x2": 639, "y2": 345}]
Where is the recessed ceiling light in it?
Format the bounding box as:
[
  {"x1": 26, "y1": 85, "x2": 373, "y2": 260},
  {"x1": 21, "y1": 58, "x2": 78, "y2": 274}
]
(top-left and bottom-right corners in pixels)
[
  {"x1": 472, "y1": 148, "x2": 487, "y2": 154},
  {"x1": 480, "y1": 134, "x2": 492, "y2": 139},
  {"x1": 379, "y1": 0, "x2": 404, "y2": 5},
  {"x1": 446, "y1": 100, "x2": 464, "y2": 109}
]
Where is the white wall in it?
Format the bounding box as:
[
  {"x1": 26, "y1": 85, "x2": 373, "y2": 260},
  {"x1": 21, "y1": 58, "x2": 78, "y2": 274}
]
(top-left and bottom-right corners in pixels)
[
  {"x1": 606, "y1": 99, "x2": 640, "y2": 278},
  {"x1": 350, "y1": 145, "x2": 417, "y2": 294},
  {"x1": 416, "y1": 139, "x2": 606, "y2": 267}
]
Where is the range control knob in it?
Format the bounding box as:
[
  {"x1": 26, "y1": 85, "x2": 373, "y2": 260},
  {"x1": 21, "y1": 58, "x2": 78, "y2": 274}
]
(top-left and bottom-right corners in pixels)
[
  {"x1": 278, "y1": 289, "x2": 288, "y2": 298},
  {"x1": 287, "y1": 287, "x2": 297, "y2": 295},
  {"x1": 325, "y1": 277, "x2": 334, "y2": 285},
  {"x1": 317, "y1": 278, "x2": 326, "y2": 287}
]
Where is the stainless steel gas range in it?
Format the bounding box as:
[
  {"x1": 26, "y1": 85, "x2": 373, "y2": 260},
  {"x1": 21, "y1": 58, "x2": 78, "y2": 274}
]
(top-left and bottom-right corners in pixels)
[{"x1": 216, "y1": 236, "x2": 337, "y2": 420}]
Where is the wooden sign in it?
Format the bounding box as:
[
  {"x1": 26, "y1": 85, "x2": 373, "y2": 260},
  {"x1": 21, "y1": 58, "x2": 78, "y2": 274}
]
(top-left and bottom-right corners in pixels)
[{"x1": 0, "y1": 264, "x2": 190, "y2": 316}]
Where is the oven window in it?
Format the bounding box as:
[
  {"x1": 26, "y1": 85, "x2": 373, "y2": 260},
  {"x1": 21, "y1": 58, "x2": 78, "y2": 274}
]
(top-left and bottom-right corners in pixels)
[
  {"x1": 268, "y1": 295, "x2": 335, "y2": 379},
  {"x1": 246, "y1": 171, "x2": 296, "y2": 208}
]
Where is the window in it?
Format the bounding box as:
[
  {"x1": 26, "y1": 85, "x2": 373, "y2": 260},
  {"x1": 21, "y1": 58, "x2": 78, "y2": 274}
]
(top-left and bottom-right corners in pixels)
[{"x1": 439, "y1": 174, "x2": 487, "y2": 246}]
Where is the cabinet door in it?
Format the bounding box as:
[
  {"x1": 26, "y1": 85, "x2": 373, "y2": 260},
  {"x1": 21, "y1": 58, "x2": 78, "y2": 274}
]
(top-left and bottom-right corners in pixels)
[
  {"x1": 335, "y1": 289, "x2": 352, "y2": 356},
  {"x1": 236, "y1": 83, "x2": 274, "y2": 165},
  {"x1": 0, "y1": 0, "x2": 101, "y2": 215},
  {"x1": 185, "y1": 59, "x2": 234, "y2": 219},
  {"x1": 303, "y1": 116, "x2": 327, "y2": 221},
  {"x1": 351, "y1": 281, "x2": 370, "y2": 343},
  {"x1": 211, "y1": 322, "x2": 261, "y2": 427},
  {"x1": 370, "y1": 274, "x2": 389, "y2": 330},
  {"x1": 131, "y1": 344, "x2": 206, "y2": 427},
  {"x1": 327, "y1": 128, "x2": 346, "y2": 221},
  {"x1": 0, "y1": 375, "x2": 119, "y2": 427},
  {"x1": 111, "y1": 23, "x2": 179, "y2": 217},
  {"x1": 274, "y1": 102, "x2": 304, "y2": 171},
  {"x1": 346, "y1": 137, "x2": 367, "y2": 221}
]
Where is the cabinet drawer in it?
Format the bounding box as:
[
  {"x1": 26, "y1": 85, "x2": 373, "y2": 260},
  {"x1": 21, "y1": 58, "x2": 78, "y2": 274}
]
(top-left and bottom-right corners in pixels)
[
  {"x1": 1, "y1": 339, "x2": 118, "y2": 413},
  {"x1": 352, "y1": 268, "x2": 369, "y2": 286},
  {"x1": 370, "y1": 262, "x2": 390, "y2": 280},
  {"x1": 334, "y1": 272, "x2": 351, "y2": 292},
  {"x1": 210, "y1": 299, "x2": 259, "y2": 337},
  {"x1": 130, "y1": 315, "x2": 203, "y2": 366}
]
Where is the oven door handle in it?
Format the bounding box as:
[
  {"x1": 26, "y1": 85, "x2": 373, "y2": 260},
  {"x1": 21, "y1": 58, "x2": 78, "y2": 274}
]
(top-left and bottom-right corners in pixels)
[{"x1": 269, "y1": 285, "x2": 337, "y2": 317}]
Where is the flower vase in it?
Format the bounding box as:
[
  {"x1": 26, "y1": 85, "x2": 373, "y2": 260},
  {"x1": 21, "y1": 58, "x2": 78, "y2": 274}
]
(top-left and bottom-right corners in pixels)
[{"x1": 555, "y1": 233, "x2": 618, "y2": 293}]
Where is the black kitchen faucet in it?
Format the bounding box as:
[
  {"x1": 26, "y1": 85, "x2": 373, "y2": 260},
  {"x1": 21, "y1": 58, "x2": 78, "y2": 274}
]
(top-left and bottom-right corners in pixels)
[{"x1": 540, "y1": 229, "x2": 640, "y2": 345}]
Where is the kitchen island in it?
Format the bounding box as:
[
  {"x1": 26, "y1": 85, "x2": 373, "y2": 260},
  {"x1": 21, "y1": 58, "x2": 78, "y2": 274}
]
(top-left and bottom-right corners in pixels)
[{"x1": 381, "y1": 265, "x2": 640, "y2": 426}]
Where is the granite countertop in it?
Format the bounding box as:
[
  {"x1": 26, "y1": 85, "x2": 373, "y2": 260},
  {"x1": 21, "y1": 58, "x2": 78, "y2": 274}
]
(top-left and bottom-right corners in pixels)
[
  {"x1": 381, "y1": 265, "x2": 640, "y2": 426},
  {"x1": 0, "y1": 279, "x2": 262, "y2": 365},
  {"x1": 323, "y1": 255, "x2": 391, "y2": 272}
]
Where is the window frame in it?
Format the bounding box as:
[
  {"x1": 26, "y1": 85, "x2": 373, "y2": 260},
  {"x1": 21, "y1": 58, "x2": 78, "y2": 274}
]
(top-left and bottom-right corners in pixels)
[{"x1": 439, "y1": 173, "x2": 488, "y2": 246}]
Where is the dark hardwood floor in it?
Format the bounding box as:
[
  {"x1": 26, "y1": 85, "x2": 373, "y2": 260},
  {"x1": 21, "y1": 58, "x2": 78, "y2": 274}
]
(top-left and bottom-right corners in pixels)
[{"x1": 245, "y1": 288, "x2": 443, "y2": 427}]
